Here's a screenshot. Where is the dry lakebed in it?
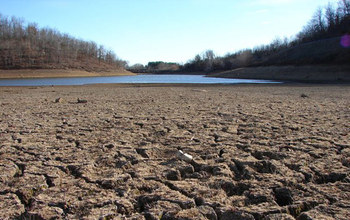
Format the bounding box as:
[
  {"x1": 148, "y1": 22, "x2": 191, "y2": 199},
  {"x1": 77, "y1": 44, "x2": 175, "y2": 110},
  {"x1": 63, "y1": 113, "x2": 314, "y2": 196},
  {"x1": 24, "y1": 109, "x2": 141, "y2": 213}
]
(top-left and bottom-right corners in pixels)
[{"x1": 0, "y1": 84, "x2": 349, "y2": 219}]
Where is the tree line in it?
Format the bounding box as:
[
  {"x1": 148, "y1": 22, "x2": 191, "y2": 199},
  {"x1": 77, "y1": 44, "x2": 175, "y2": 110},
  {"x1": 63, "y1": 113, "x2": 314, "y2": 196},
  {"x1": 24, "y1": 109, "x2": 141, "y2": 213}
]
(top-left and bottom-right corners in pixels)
[
  {"x1": 182, "y1": 0, "x2": 350, "y2": 72},
  {"x1": 297, "y1": 0, "x2": 350, "y2": 43},
  {"x1": 1, "y1": 0, "x2": 349, "y2": 73},
  {"x1": 128, "y1": 61, "x2": 180, "y2": 73},
  {"x1": 0, "y1": 14, "x2": 126, "y2": 71}
]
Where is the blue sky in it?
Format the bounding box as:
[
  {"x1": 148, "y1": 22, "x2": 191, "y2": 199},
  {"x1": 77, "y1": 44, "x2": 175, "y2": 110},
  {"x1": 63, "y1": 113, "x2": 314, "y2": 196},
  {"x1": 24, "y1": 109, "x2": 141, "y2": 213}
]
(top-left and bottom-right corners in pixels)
[{"x1": 0, "y1": 0, "x2": 337, "y2": 65}]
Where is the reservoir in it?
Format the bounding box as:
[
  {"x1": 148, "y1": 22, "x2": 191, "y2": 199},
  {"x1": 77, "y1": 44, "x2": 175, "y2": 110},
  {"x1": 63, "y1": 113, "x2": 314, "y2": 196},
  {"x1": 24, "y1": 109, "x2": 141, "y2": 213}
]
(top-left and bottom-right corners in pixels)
[{"x1": 0, "y1": 74, "x2": 280, "y2": 86}]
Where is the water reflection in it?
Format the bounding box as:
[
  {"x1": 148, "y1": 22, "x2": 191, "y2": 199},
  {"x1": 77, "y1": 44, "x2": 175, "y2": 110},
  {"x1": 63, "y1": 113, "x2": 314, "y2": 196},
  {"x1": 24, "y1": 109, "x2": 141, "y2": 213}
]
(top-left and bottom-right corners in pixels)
[{"x1": 0, "y1": 75, "x2": 280, "y2": 86}]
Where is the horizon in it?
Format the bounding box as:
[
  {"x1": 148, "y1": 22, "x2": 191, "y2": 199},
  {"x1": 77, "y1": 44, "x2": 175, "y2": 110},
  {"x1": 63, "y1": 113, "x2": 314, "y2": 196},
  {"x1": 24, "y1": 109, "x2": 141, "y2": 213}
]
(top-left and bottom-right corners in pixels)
[{"x1": 0, "y1": 0, "x2": 338, "y2": 65}]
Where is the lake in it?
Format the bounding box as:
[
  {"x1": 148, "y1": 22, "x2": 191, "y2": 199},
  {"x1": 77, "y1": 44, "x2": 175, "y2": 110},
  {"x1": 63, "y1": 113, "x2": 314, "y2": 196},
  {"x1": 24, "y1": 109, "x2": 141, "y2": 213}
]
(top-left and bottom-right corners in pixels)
[{"x1": 0, "y1": 74, "x2": 280, "y2": 86}]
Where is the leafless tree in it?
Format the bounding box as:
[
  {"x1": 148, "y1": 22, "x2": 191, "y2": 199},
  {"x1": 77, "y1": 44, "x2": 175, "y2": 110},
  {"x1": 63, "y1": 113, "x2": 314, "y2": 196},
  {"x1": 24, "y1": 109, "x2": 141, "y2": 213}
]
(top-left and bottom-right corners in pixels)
[
  {"x1": 0, "y1": 13, "x2": 126, "y2": 71},
  {"x1": 325, "y1": 3, "x2": 336, "y2": 28},
  {"x1": 340, "y1": 0, "x2": 350, "y2": 15}
]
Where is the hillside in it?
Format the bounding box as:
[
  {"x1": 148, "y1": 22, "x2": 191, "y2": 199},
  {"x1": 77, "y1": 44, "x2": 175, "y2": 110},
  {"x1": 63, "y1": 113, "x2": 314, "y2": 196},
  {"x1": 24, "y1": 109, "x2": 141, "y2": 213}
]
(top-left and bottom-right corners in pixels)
[
  {"x1": 254, "y1": 37, "x2": 350, "y2": 66},
  {"x1": 207, "y1": 37, "x2": 349, "y2": 83},
  {"x1": 0, "y1": 14, "x2": 129, "y2": 77},
  {"x1": 183, "y1": 1, "x2": 350, "y2": 80},
  {"x1": 209, "y1": 65, "x2": 350, "y2": 82}
]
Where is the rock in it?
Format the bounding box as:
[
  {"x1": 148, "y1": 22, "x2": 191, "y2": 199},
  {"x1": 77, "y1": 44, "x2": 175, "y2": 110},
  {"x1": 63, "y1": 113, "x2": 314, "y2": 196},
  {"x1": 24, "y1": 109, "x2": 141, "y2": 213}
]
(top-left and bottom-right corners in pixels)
[
  {"x1": 77, "y1": 98, "x2": 87, "y2": 103},
  {"x1": 144, "y1": 212, "x2": 160, "y2": 220},
  {"x1": 178, "y1": 165, "x2": 194, "y2": 177},
  {"x1": 67, "y1": 164, "x2": 83, "y2": 178},
  {"x1": 115, "y1": 199, "x2": 134, "y2": 215},
  {"x1": 222, "y1": 126, "x2": 238, "y2": 134},
  {"x1": 315, "y1": 172, "x2": 347, "y2": 184},
  {"x1": 264, "y1": 213, "x2": 295, "y2": 220},
  {"x1": 231, "y1": 159, "x2": 256, "y2": 180},
  {"x1": 221, "y1": 181, "x2": 250, "y2": 197},
  {"x1": 104, "y1": 143, "x2": 115, "y2": 149},
  {"x1": 219, "y1": 149, "x2": 225, "y2": 157},
  {"x1": 56, "y1": 135, "x2": 63, "y2": 140},
  {"x1": 274, "y1": 187, "x2": 293, "y2": 206},
  {"x1": 141, "y1": 200, "x2": 182, "y2": 217},
  {"x1": 198, "y1": 205, "x2": 218, "y2": 220},
  {"x1": 136, "y1": 148, "x2": 150, "y2": 158},
  {"x1": 160, "y1": 212, "x2": 180, "y2": 220},
  {"x1": 253, "y1": 160, "x2": 278, "y2": 174},
  {"x1": 11, "y1": 174, "x2": 48, "y2": 206},
  {"x1": 212, "y1": 164, "x2": 233, "y2": 177},
  {"x1": 54, "y1": 97, "x2": 64, "y2": 103},
  {"x1": 188, "y1": 171, "x2": 210, "y2": 179},
  {"x1": 0, "y1": 193, "x2": 25, "y2": 219},
  {"x1": 165, "y1": 169, "x2": 181, "y2": 181},
  {"x1": 29, "y1": 182, "x2": 123, "y2": 219},
  {"x1": 84, "y1": 204, "x2": 118, "y2": 219},
  {"x1": 97, "y1": 175, "x2": 132, "y2": 192},
  {"x1": 27, "y1": 206, "x2": 65, "y2": 220},
  {"x1": 137, "y1": 195, "x2": 162, "y2": 211},
  {"x1": 296, "y1": 213, "x2": 313, "y2": 220},
  {"x1": 341, "y1": 156, "x2": 350, "y2": 167},
  {"x1": 296, "y1": 209, "x2": 335, "y2": 220},
  {"x1": 194, "y1": 197, "x2": 205, "y2": 206},
  {"x1": 164, "y1": 208, "x2": 208, "y2": 220},
  {"x1": 245, "y1": 189, "x2": 271, "y2": 205},
  {"x1": 0, "y1": 160, "x2": 20, "y2": 182},
  {"x1": 215, "y1": 207, "x2": 255, "y2": 220},
  {"x1": 129, "y1": 214, "x2": 147, "y2": 220}
]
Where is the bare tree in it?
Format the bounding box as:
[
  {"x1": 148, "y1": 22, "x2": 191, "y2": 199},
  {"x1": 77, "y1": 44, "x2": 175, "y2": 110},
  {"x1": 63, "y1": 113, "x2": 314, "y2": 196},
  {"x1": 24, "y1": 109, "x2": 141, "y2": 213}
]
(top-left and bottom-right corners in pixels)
[
  {"x1": 202, "y1": 50, "x2": 215, "y2": 71},
  {"x1": 128, "y1": 63, "x2": 145, "y2": 72},
  {"x1": 325, "y1": 3, "x2": 336, "y2": 28},
  {"x1": 313, "y1": 7, "x2": 326, "y2": 33},
  {"x1": 340, "y1": 0, "x2": 350, "y2": 15},
  {"x1": 0, "y1": 13, "x2": 127, "y2": 70}
]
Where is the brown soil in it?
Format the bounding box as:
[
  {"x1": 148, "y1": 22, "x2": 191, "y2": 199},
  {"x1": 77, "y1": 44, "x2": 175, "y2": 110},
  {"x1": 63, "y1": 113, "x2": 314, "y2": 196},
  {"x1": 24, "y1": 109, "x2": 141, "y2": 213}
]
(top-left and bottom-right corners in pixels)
[
  {"x1": 209, "y1": 66, "x2": 350, "y2": 82},
  {"x1": 0, "y1": 69, "x2": 135, "y2": 79},
  {"x1": 0, "y1": 84, "x2": 349, "y2": 219}
]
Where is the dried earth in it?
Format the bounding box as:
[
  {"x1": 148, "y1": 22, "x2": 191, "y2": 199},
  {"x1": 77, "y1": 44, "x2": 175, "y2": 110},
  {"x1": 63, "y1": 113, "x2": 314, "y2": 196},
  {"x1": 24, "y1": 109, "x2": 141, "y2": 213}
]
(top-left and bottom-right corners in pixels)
[{"x1": 0, "y1": 84, "x2": 349, "y2": 219}]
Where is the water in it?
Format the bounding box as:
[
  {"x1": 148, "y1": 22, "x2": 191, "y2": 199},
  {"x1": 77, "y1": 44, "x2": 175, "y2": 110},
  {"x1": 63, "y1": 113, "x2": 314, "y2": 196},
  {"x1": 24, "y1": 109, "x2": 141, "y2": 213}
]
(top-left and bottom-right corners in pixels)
[{"x1": 0, "y1": 74, "x2": 280, "y2": 86}]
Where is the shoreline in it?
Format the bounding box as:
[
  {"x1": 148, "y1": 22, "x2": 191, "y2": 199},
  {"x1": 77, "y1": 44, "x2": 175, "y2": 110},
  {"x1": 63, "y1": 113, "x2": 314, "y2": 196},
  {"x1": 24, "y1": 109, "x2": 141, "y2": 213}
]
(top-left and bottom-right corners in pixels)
[
  {"x1": 2, "y1": 66, "x2": 350, "y2": 84},
  {"x1": 3, "y1": 81, "x2": 350, "y2": 89},
  {"x1": 0, "y1": 69, "x2": 135, "y2": 79},
  {"x1": 2, "y1": 82, "x2": 350, "y2": 90}
]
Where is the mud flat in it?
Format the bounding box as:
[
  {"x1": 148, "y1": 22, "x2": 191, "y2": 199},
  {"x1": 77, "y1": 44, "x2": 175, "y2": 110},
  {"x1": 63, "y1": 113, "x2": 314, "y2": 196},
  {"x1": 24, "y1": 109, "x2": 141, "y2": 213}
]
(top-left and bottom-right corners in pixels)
[{"x1": 0, "y1": 84, "x2": 349, "y2": 219}]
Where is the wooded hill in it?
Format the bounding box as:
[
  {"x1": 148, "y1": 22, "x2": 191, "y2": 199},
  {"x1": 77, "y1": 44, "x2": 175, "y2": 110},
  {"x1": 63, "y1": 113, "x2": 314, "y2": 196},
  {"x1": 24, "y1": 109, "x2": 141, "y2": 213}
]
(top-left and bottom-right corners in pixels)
[
  {"x1": 0, "y1": 14, "x2": 127, "y2": 72},
  {"x1": 182, "y1": 0, "x2": 350, "y2": 72}
]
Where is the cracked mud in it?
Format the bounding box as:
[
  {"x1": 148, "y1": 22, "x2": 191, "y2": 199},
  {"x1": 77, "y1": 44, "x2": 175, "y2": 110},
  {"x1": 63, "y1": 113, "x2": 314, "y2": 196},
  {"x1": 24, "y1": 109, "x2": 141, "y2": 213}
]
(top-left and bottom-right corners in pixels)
[{"x1": 0, "y1": 84, "x2": 349, "y2": 219}]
